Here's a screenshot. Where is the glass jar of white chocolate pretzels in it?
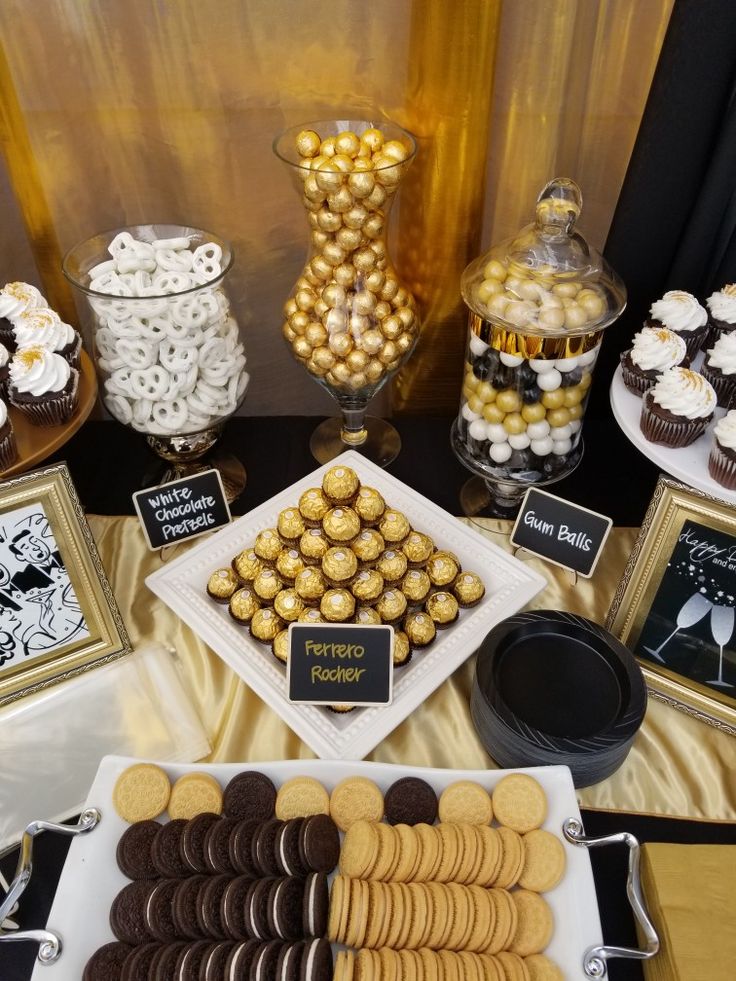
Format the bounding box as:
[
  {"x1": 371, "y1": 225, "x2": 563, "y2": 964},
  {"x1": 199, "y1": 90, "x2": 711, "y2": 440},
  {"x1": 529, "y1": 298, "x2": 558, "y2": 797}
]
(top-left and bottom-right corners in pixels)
[
  {"x1": 452, "y1": 178, "x2": 626, "y2": 514},
  {"x1": 274, "y1": 119, "x2": 419, "y2": 467},
  {"x1": 63, "y1": 224, "x2": 249, "y2": 467}
]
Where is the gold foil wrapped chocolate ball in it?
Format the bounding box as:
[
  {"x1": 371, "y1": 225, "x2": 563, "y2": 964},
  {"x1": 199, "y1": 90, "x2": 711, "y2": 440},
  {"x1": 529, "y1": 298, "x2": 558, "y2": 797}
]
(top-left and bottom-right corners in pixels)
[
  {"x1": 377, "y1": 548, "x2": 408, "y2": 583},
  {"x1": 253, "y1": 568, "x2": 284, "y2": 601},
  {"x1": 453, "y1": 571, "x2": 486, "y2": 607},
  {"x1": 232, "y1": 549, "x2": 262, "y2": 582},
  {"x1": 300, "y1": 527, "x2": 330, "y2": 562},
  {"x1": 251, "y1": 608, "x2": 284, "y2": 642},
  {"x1": 207, "y1": 568, "x2": 240, "y2": 602},
  {"x1": 276, "y1": 548, "x2": 306, "y2": 582},
  {"x1": 274, "y1": 588, "x2": 305, "y2": 622},
  {"x1": 272, "y1": 629, "x2": 290, "y2": 664},
  {"x1": 228, "y1": 587, "x2": 261, "y2": 624},
  {"x1": 323, "y1": 506, "x2": 361, "y2": 543},
  {"x1": 426, "y1": 550, "x2": 461, "y2": 586},
  {"x1": 298, "y1": 487, "x2": 330, "y2": 525},
  {"x1": 379, "y1": 509, "x2": 411, "y2": 543},
  {"x1": 402, "y1": 532, "x2": 434, "y2": 566},
  {"x1": 277, "y1": 508, "x2": 306, "y2": 542},
  {"x1": 352, "y1": 528, "x2": 384, "y2": 563},
  {"x1": 254, "y1": 528, "x2": 283, "y2": 562},
  {"x1": 322, "y1": 465, "x2": 359, "y2": 503},
  {"x1": 393, "y1": 631, "x2": 412, "y2": 667},
  {"x1": 400, "y1": 569, "x2": 431, "y2": 605},
  {"x1": 350, "y1": 568, "x2": 384, "y2": 603},
  {"x1": 294, "y1": 567, "x2": 328, "y2": 603},
  {"x1": 322, "y1": 546, "x2": 358, "y2": 585},
  {"x1": 354, "y1": 486, "x2": 385, "y2": 525},
  {"x1": 299, "y1": 607, "x2": 325, "y2": 624},
  {"x1": 375, "y1": 588, "x2": 408, "y2": 624},
  {"x1": 404, "y1": 611, "x2": 437, "y2": 647},
  {"x1": 426, "y1": 591, "x2": 460, "y2": 628},
  {"x1": 321, "y1": 588, "x2": 356, "y2": 622},
  {"x1": 354, "y1": 607, "x2": 382, "y2": 625}
]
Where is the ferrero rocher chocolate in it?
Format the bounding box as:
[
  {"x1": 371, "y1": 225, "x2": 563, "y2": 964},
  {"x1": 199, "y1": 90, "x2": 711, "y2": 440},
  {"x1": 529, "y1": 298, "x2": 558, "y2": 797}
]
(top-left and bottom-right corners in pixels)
[
  {"x1": 250, "y1": 607, "x2": 284, "y2": 642},
  {"x1": 253, "y1": 568, "x2": 284, "y2": 601},
  {"x1": 379, "y1": 509, "x2": 411, "y2": 544},
  {"x1": 354, "y1": 606, "x2": 382, "y2": 625},
  {"x1": 276, "y1": 548, "x2": 306, "y2": 582},
  {"x1": 403, "y1": 611, "x2": 437, "y2": 647},
  {"x1": 272, "y1": 629, "x2": 290, "y2": 664},
  {"x1": 426, "y1": 591, "x2": 460, "y2": 628},
  {"x1": 298, "y1": 487, "x2": 330, "y2": 525},
  {"x1": 453, "y1": 571, "x2": 486, "y2": 607},
  {"x1": 350, "y1": 568, "x2": 384, "y2": 603},
  {"x1": 228, "y1": 587, "x2": 261, "y2": 624},
  {"x1": 300, "y1": 527, "x2": 330, "y2": 562},
  {"x1": 322, "y1": 465, "x2": 359, "y2": 503},
  {"x1": 375, "y1": 588, "x2": 408, "y2": 624},
  {"x1": 254, "y1": 528, "x2": 283, "y2": 562},
  {"x1": 328, "y1": 704, "x2": 356, "y2": 714},
  {"x1": 354, "y1": 486, "x2": 385, "y2": 525},
  {"x1": 232, "y1": 549, "x2": 262, "y2": 582},
  {"x1": 377, "y1": 548, "x2": 408, "y2": 583},
  {"x1": 299, "y1": 607, "x2": 325, "y2": 624},
  {"x1": 402, "y1": 532, "x2": 434, "y2": 566},
  {"x1": 352, "y1": 528, "x2": 385, "y2": 563},
  {"x1": 322, "y1": 546, "x2": 359, "y2": 586},
  {"x1": 207, "y1": 568, "x2": 240, "y2": 602},
  {"x1": 426, "y1": 550, "x2": 461, "y2": 587},
  {"x1": 400, "y1": 569, "x2": 431, "y2": 605},
  {"x1": 320, "y1": 588, "x2": 356, "y2": 622},
  {"x1": 393, "y1": 631, "x2": 412, "y2": 667},
  {"x1": 294, "y1": 566, "x2": 328, "y2": 603},
  {"x1": 277, "y1": 508, "x2": 306, "y2": 542},
  {"x1": 323, "y1": 507, "x2": 361, "y2": 543},
  {"x1": 274, "y1": 588, "x2": 305, "y2": 622}
]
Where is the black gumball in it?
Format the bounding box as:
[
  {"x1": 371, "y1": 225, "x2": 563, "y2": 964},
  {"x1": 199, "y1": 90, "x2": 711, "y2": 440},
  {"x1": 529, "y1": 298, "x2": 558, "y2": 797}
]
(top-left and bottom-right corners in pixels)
[
  {"x1": 560, "y1": 367, "x2": 583, "y2": 387},
  {"x1": 492, "y1": 365, "x2": 516, "y2": 388},
  {"x1": 472, "y1": 360, "x2": 490, "y2": 381},
  {"x1": 518, "y1": 363, "x2": 537, "y2": 386},
  {"x1": 522, "y1": 384, "x2": 541, "y2": 404},
  {"x1": 483, "y1": 348, "x2": 500, "y2": 371}
]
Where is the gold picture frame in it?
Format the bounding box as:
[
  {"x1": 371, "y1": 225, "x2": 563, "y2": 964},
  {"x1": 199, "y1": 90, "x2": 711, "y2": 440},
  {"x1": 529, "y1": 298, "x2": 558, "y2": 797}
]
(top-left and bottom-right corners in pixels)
[
  {"x1": 0, "y1": 463, "x2": 131, "y2": 706},
  {"x1": 606, "y1": 476, "x2": 736, "y2": 736}
]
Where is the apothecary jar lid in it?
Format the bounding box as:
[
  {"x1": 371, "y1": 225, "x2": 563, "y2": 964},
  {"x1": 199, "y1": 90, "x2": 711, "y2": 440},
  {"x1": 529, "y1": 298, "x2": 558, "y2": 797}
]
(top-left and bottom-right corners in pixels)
[{"x1": 461, "y1": 177, "x2": 626, "y2": 338}]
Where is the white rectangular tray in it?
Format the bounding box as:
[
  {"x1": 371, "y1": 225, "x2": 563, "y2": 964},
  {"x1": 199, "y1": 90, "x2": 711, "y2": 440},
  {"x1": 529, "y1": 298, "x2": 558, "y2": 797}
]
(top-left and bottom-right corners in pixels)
[
  {"x1": 146, "y1": 451, "x2": 546, "y2": 759},
  {"x1": 32, "y1": 757, "x2": 602, "y2": 981}
]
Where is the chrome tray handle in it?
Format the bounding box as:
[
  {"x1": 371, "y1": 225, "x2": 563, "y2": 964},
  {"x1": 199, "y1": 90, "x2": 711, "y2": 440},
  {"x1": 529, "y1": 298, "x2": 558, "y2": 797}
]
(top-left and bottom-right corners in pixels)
[
  {"x1": 0, "y1": 808, "x2": 101, "y2": 964},
  {"x1": 563, "y1": 817, "x2": 660, "y2": 979}
]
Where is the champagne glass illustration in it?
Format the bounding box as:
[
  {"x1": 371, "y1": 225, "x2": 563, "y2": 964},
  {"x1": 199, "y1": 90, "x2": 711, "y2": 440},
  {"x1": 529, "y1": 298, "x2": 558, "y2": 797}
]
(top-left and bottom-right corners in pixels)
[
  {"x1": 708, "y1": 604, "x2": 734, "y2": 688},
  {"x1": 644, "y1": 593, "x2": 713, "y2": 663}
]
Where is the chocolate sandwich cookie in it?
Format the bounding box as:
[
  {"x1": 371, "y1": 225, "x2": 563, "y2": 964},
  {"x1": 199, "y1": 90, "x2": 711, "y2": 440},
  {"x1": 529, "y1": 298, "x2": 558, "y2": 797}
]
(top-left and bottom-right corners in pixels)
[
  {"x1": 83, "y1": 942, "x2": 132, "y2": 981},
  {"x1": 116, "y1": 820, "x2": 160, "y2": 880},
  {"x1": 276, "y1": 942, "x2": 305, "y2": 981},
  {"x1": 198, "y1": 941, "x2": 235, "y2": 980},
  {"x1": 220, "y1": 875, "x2": 254, "y2": 940},
  {"x1": 298, "y1": 814, "x2": 340, "y2": 874},
  {"x1": 172, "y1": 875, "x2": 209, "y2": 940},
  {"x1": 252, "y1": 939, "x2": 284, "y2": 981},
  {"x1": 151, "y1": 819, "x2": 190, "y2": 879},
  {"x1": 252, "y1": 818, "x2": 284, "y2": 876},
  {"x1": 229, "y1": 818, "x2": 261, "y2": 876},
  {"x1": 300, "y1": 938, "x2": 333, "y2": 981},
  {"x1": 197, "y1": 874, "x2": 231, "y2": 939},
  {"x1": 267, "y1": 877, "x2": 305, "y2": 940},
  {"x1": 302, "y1": 873, "x2": 329, "y2": 938},
  {"x1": 120, "y1": 942, "x2": 162, "y2": 981},
  {"x1": 384, "y1": 776, "x2": 438, "y2": 826},
  {"x1": 224, "y1": 771, "x2": 277, "y2": 822},
  {"x1": 150, "y1": 942, "x2": 187, "y2": 981},
  {"x1": 246, "y1": 878, "x2": 276, "y2": 940},
  {"x1": 275, "y1": 818, "x2": 307, "y2": 877},
  {"x1": 110, "y1": 880, "x2": 155, "y2": 945},
  {"x1": 204, "y1": 816, "x2": 239, "y2": 874},
  {"x1": 224, "y1": 940, "x2": 261, "y2": 979},
  {"x1": 171, "y1": 941, "x2": 211, "y2": 981},
  {"x1": 145, "y1": 878, "x2": 180, "y2": 943},
  {"x1": 181, "y1": 812, "x2": 222, "y2": 873}
]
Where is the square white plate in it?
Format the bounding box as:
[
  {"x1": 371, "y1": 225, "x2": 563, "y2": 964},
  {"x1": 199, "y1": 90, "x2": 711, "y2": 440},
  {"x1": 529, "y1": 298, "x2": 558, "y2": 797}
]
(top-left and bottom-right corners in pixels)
[
  {"x1": 31, "y1": 757, "x2": 602, "y2": 981},
  {"x1": 146, "y1": 451, "x2": 546, "y2": 759}
]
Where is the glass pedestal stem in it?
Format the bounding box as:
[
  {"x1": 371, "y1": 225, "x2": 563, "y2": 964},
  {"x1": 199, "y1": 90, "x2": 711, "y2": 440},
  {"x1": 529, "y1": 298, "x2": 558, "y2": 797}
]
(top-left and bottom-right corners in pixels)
[{"x1": 340, "y1": 406, "x2": 368, "y2": 447}]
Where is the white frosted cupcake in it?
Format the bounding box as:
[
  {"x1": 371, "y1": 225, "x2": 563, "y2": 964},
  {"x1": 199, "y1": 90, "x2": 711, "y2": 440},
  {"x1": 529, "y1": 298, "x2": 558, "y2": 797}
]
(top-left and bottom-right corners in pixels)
[
  {"x1": 0, "y1": 400, "x2": 16, "y2": 470},
  {"x1": 701, "y1": 332, "x2": 736, "y2": 407},
  {"x1": 705, "y1": 283, "x2": 736, "y2": 347},
  {"x1": 620, "y1": 326, "x2": 688, "y2": 395},
  {"x1": 709, "y1": 411, "x2": 736, "y2": 490},
  {"x1": 0, "y1": 283, "x2": 48, "y2": 345},
  {"x1": 640, "y1": 366, "x2": 716, "y2": 447},
  {"x1": 648, "y1": 290, "x2": 708, "y2": 360},
  {"x1": 0, "y1": 343, "x2": 9, "y2": 399},
  {"x1": 9, "y1": 346, "x2": 79, "y2": 426},
  {"x1": 14, "y1": 308, "x2": 81, "y2": 368}
]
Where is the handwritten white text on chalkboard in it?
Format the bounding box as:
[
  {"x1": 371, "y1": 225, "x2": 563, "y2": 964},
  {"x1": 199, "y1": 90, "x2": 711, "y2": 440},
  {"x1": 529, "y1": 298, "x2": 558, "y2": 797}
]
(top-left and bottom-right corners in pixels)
[
  {"x1": 148, "y1": 486, "x2": 218, "y2": 541},
  {"x1": 523, "y1": 510, "x2": 593, "y2": 551}
]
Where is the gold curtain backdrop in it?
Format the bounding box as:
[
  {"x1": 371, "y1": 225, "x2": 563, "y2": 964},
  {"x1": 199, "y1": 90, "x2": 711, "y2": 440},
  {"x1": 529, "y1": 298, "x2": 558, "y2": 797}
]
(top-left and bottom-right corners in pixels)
[{"x1": 0, "y1": 0, "x2": 672, "y2": 415}]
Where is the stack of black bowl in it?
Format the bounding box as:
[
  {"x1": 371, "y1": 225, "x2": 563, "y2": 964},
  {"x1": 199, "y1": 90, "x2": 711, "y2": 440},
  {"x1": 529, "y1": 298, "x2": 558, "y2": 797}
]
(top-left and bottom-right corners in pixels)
[{"x1": 471, "y1": 610, "x2": 647, "y2": 788}]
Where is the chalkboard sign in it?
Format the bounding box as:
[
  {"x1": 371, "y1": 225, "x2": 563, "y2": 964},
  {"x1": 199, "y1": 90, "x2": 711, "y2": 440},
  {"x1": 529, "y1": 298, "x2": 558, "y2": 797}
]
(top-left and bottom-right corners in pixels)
[
  {"x1": 510, "y1": 487, "x2": 612, "y2": 578},
  {"x1": 133, "y1": 470, "x2": 231, "y2": 550},
  {"x1": 287, "y1": 623, "x2": 393, "y2": 707}
]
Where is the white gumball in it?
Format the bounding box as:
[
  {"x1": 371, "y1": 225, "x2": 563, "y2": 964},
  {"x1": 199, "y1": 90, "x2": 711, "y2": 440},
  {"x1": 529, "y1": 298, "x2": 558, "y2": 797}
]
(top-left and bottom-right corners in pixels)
[
  {"x1": 537, "y1": 369, "x2": 562, "y2": 392},
  {"x1": 569, "y1": 419, "x2": 582, "y2": 434},
  {"x1": 487, "y1": 423, "x2": 508, "y2": 443},
  {"x1": 489, "y1": 441, "x2": 512, "y2": 463},
  {"x1": 500, "y1": 352, "x2": 523, "y2": 367},
  {"x1": 579, "y1": 346, "x2": 600, "y2": 367},
  {"x1": 469, "y1": 333, "x2": 489, "y2": 357},
  {"x1": 529, "y1": 358, "x2": 551, "y2": 373},
  {"x1": 461, "y1": 401, "x2": 481, "y2": 422},
  {"x1": 469, "y1": 418, "x2": 488, "y2": 440},
  {"x1": 526, "y1": 419, "x2": 551, "y2": 440},
  {"x1": 508, "y1": 432, "x2": 531, "y2": 450},
  {"x1": 555, "y1": 356, "x2": 580, "y2": 372},
  {"x1": 549, "y1": 424, "x2": 573, "y2": 440},
  {"x1": 552, "y1": 438, "x2": 572, "y2": 455},
  {"x1": 530, "y1": 436, "x2": 553, "y2": 456}
]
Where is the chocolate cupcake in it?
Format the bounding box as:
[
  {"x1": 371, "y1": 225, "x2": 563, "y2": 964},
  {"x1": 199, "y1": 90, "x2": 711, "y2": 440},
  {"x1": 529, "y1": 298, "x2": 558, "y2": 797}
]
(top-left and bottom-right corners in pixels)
[
  {"x1": 322, "y1": 546, "x2": 358, "y2": 586},
  {"x1": 640, "y1": 367, "x2": 716, "y2": 447},
  {"x1": 298, "y1": 487, "x2": 330, "y2": 526},
  {"x1": 353, "y1": 486, "x2": 385, "y2": 525},
  {"x1": 232, "y1": 548, "x2": 262, "y2": 582},
  {"x1": 294, "y1": 566, "x2": 328, "y2": 604},
  {"x1": 300, "y1": 527, "x2": 330, "y2": 563},
  {"x1": 0, "y1": 401, "x2": 17, "y2": 471},
  {"x1": 14, "y1": 309, "x2": 81, "y2": 368},
  {"x1": 277, "y1": 507, "x2": 305, "y2": 543},
  {"x1": 352, "y1": 528, "x2": 385, "y2": 564},
  {"x1": 648, "y1": 291, "x2": 707, "y2": 360},
  {"x1": 322, "y1": 464, "x2": 359, "y2": 503},
  {"x1": 254, "y1": 528, "x2": 282, "y2": 562},
  {"x1": 619, "y1": 327, "x2": 688, "y2": 396},
  {"x1": 350, "y1": 568, "x2": 384, "y2": 603},
  {"x1": 708, "y1": 410, "x2": 736, "y2": 489},
  {"x1": 207, "y1": 567, "x2": 240, "y2": 603},
  {"x1": 705, "y1": 283, "x2": 736, "y2": 348},
  {"x1": 0, "y1": 344, "x2": 10, "y2": 399},
  {"x1": 229, "y1": 587, "x2": 261, "y2": 624},
  {"x1": 453, "y1": 572, "x2": 486, "y2": 608},
  {"x1": 320, "y1": 589, "x2": 355, "y2": 622},
  {"x1": 9, "y1": 346, "x2": 79, "y2": 426},
  {"x1": 701, "y1": 332, "x2": 736, "y2": 407},
  {"x1": 0, "y1": 282, "x2": 48, "y2": 337},
  {"x1": 323, "y1": 506, "x2": 361, "y2": 543}
]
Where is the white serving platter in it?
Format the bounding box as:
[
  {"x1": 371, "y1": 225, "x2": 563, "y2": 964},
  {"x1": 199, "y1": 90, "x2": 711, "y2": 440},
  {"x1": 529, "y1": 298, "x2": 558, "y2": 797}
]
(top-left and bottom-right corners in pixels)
[
  {"x1": 31, "y1": 756, "x2": 602, "y2": 981},
  {"x1": 146, "y1": 451, "x2": 546, "y2": 760},
  {"x1": 610, "y1": 363, "x2": 736, "y2": 504}
]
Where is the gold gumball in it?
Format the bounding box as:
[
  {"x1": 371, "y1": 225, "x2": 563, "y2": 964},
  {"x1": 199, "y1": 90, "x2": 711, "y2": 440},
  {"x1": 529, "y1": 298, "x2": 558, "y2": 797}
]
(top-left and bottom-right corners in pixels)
[
  {"x1": 382, "y1": 139, "x2": 409, "y2": 162},
  {"x1": 332, "y1": 362, "x2": 352, "y2": 384},
  {"x1": 483, "y1": 404, "x2": 505, "y2": 424},
  {"x1": 314, "y1": 298, "x2": 329, "y2": 318},
  {"x1": 315, "y1": 161, "x2": 343, "y2": 193},
  {"x1": 284, "y1": 298, "x2": 298, "y2": 318},
  {"x1": 568, "y1": 403, "x2": 583, "y2": 420},
  {"x1": 319, "y1": 136, "x2": 337, "y2": 157},
  {"x1": 521, "y1": 402, "x2": 546, "y2": 423},
  {"x1": 322, "y1": 283, "x2": 346, "y2": 308},
  {"x1": 365, "y1": 185, "x2": 387, "y2": 210},
  {"x1": 335, "y1": 130, "x2": 360, "y2": 157},
  {"x1": 396, "y1": 306, "x2": 415, "y2": 329},
  {"x1": 348, "y1": 371, "x2": 367, "y2": 391},
  {"x1": 325, "y1": 308, "x2": 347, "y2": 333},
  {"x1": 552, "y1": 282, "x2": 579, "y2": 298},
  {"x1": 331, "y1": 153, "x2": 353, "y2": 173},
  {"x1": 386, "y1": 358, "x2": 401, "y2": 372},
  {"x1": 353, "y1": 248, "x2": 377, "y2": 273},
  {"x1": 360, "y1": 330, "x2": 383, "y2": 355},
  {"x1": 348, "y1": 171, "x2": 375, "y2": 199},
  {"x1": 347, "y1": 349, "x2": 369, "y2": 372},
  {"x1": 329, "y1": 331, "x2": 353, "y2": 357},
  {"x1": 316, "y1": 209, "x2": 342, "y2": 233},
  {"x1": 496, "y1": 389, "x2": 522, "y2": 414},
  {"x1": 290, "y1": 310, "x2": 309, "y2": 332},
  {"x1": 308, "y1": 212, "x2": 319, "y2": 229},
  {"x1": 296, "y1": 129, "x2": 321, "y2": 157},
  {"x1": 325, "y1": 370, "x2": 338, "y2": 386},
  {"x1": 361, "y1": 127, "x2": 384, "y2": 152},
  {"x1": 381, "y1": 315, "x2": 402, "y2": 340},
  {"x1": 313, "y1": 346, "x2": 336, "y2": 370},
  {"x1": 336, "y1": 227, "x2": 363, "y2": 250},
  {"x1": 541, "y1": 389, "x2": 565, "y2": 409},
  {"x1": 363, "y1": 214, "x2": 384, "y2": 239},
  {"x1": 344, "y1": 205, "x2": 369, "y2": 229},
  {"x1": 322, "y1": 242, "x2": 346, "y2": 267},
  {"x1": 307, "y1": 357, "x2": 328, "y2": 377},
  {"x1": 349, "y1": 313, "x2": 370, "y2": 334},
  {"x1": 477, "y1": 279, "x2": 503, "y2": 303},
  {"x1": 564, "y1": 304, "x2": 588, "y2": 329},
  {"x1": 538, "y1": 307, "x2": 566, "y2": 330},
  {"x1": 483, "y1": 259, "x2": 507, "y2": 282},
  {"x1": 311, "y1": 230, "x2": 329, "y2": 249},
  {"x1": 547, "y1": 407, "x2": 571, "y2": 428},
  {"x1": 476, "y1": 381, "x2": 497, "y2": 404},
  {"x1": 303, "y1": 267, "x2": 321, "y2": 287},
  {"x1": 352, "y1": 156, "x2": 373, "y2": 171},
  {"x1": 563, "y1": 385, "x2": 584, "y2": 407},
  {"x1": 380, "y1": 277, "x2": 399, "y2": 301},
  {"x1": 282, "y1": 321, "x2": 296, "y2": 344},
  {"x1": 292, "y1": 336, "x2": 313, "y2": 360},
  {"x1": 295, "y1": 289, "x2": 316, "y2": 312},
  {"x1": 396, "y1": 333, "x2": 413, "y2": 354},
  {"x1": 579, "y1": 371, "x2": 592, "y2": 391},
  {"x1": 378, "y1": 340, "x2": 398, "y2": 364},
  {"x1": 327, "y1": 187, "x2": 353, "y2": 214},
  {"x1": 365, "y1": 359, "x2": 384, "y2": 383},
  {"x1": 503, "y1": 412, "x2": 526, "y2": 435},
  {"x1": 370, "y1": 240, "x2": 387, "y2": 262},
  {"x1": 353, "y1": 291, "x2": 377, "y2": 315},
  {"x1": 304, "y1": 175, "x2": 325, "y2": 202},
  {"x1": 467, "y1": 394, "x2": 485, "y2": 415},
  {"x1": 374, "y1": 300, "x2": 391, "y2": 321},
  {"x1": 310, "y1": 256, "x2": 332, "y2": 281},
  {"x1": 305, "y1": 322, "x2": 328, "y2": 347},
  {"x1": 373, "y1": 156, "x2": 402, "y2": 186},
  {"x1": 334, "y1": 263, "x2": 357, "y2": 288}
]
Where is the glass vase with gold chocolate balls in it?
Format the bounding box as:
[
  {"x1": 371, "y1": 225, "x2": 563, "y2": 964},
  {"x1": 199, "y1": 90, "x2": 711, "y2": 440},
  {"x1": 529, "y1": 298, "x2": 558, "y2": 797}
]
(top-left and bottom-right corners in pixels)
[
  {"x1": 452, "y1": 177, "x2": 626, "y2": 515},
  {"x1": 273, "y1": 120, "x2": 419, "y2": 466}
]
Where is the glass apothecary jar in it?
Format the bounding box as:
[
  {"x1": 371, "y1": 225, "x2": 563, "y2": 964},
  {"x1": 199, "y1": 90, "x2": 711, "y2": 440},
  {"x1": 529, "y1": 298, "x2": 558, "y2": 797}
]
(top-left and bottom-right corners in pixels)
[{"x1": 451, "y1": 178, "x2": 626, "y2": 514}]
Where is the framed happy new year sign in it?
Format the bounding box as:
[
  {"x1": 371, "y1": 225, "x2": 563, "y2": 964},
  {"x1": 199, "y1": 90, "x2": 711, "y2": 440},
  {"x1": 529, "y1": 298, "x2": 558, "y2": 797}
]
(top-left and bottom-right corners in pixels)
[{"x1": 607, "y1": 477, "x2": 736, "y2": 736}]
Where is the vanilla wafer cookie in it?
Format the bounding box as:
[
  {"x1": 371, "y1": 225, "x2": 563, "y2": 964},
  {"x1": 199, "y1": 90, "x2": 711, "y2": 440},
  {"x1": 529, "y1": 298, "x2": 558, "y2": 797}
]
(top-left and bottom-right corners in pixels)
[
  {"x1": 518, "y1": 829, "x2": 566, "y2": 892},
  {"x1": 438, "y1": 781, "x2": 493, "y2": 825},
  {"x1": 492, "y1": 774, "x2": 547, "y2": 833},
  {"x1": 112, "y1": 763, "x2": 171, "y2": 823}
]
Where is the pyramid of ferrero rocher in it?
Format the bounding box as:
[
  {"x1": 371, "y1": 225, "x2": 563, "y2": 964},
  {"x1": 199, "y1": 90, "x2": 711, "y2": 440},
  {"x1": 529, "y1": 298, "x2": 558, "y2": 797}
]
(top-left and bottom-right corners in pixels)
[{"x1": 206, "y1": 464, "x2": 486, "y2": 709}]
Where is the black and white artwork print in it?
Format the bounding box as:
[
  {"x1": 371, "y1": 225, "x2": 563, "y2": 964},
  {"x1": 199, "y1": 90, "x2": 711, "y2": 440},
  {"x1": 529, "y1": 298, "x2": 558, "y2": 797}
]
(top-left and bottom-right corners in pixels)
[
  {"x1": 635, "y1": 519, "x2": 736, "y2": 693},
  {"x1": 0, "y1": 502, "x2": 89, "y2": 670}
]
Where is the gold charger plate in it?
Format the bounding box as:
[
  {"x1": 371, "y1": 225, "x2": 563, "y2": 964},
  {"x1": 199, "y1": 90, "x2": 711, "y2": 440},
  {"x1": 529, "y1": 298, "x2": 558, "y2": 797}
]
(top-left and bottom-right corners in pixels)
[{"x1": 0, "y1": 349, "x2": 98, "y2": 478}]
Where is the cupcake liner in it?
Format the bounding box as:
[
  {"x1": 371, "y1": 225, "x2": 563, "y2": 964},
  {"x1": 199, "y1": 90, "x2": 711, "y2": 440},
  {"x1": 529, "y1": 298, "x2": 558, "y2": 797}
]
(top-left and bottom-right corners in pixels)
[
  {"x1": 0, "y1": 429, "x2": 17, "y2": 470},
  {"x1": 704, "y1": 318, "x2": 736, "y2": 351},
  {"x1": 620, "y1": 355, "x2": 654, "y2": 396},
  {"x1": 10, "y1": 369, "x2": 79, "y2": 427},
  {"x1": 700, "y1": 363, "x2": 736, "y2": 408},
  {"x1": 640, "y1": 400, "x2": 711, "y2": 448},
  {"x1": 679, "y1": 326, "x2": 707, "y2": 361},
  {"x1": 62, "y1": 333, "x2": 82, "y2": 370},
  {"x1": 708, "y1": 442, "x2": 736, "y2": 490}
]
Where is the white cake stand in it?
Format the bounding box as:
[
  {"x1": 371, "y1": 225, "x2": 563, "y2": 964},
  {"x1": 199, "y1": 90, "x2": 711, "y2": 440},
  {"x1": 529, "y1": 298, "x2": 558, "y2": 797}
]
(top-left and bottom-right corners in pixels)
[{"x1": 610, "y1": 363, "x2": 736, "y2": 505}]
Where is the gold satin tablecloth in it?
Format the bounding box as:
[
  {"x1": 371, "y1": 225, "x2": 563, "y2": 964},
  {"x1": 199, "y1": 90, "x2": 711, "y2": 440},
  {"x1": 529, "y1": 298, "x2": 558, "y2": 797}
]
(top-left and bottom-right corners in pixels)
[{"x1": 88, "y1": 516, "x2": 736, "y2": 822}]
